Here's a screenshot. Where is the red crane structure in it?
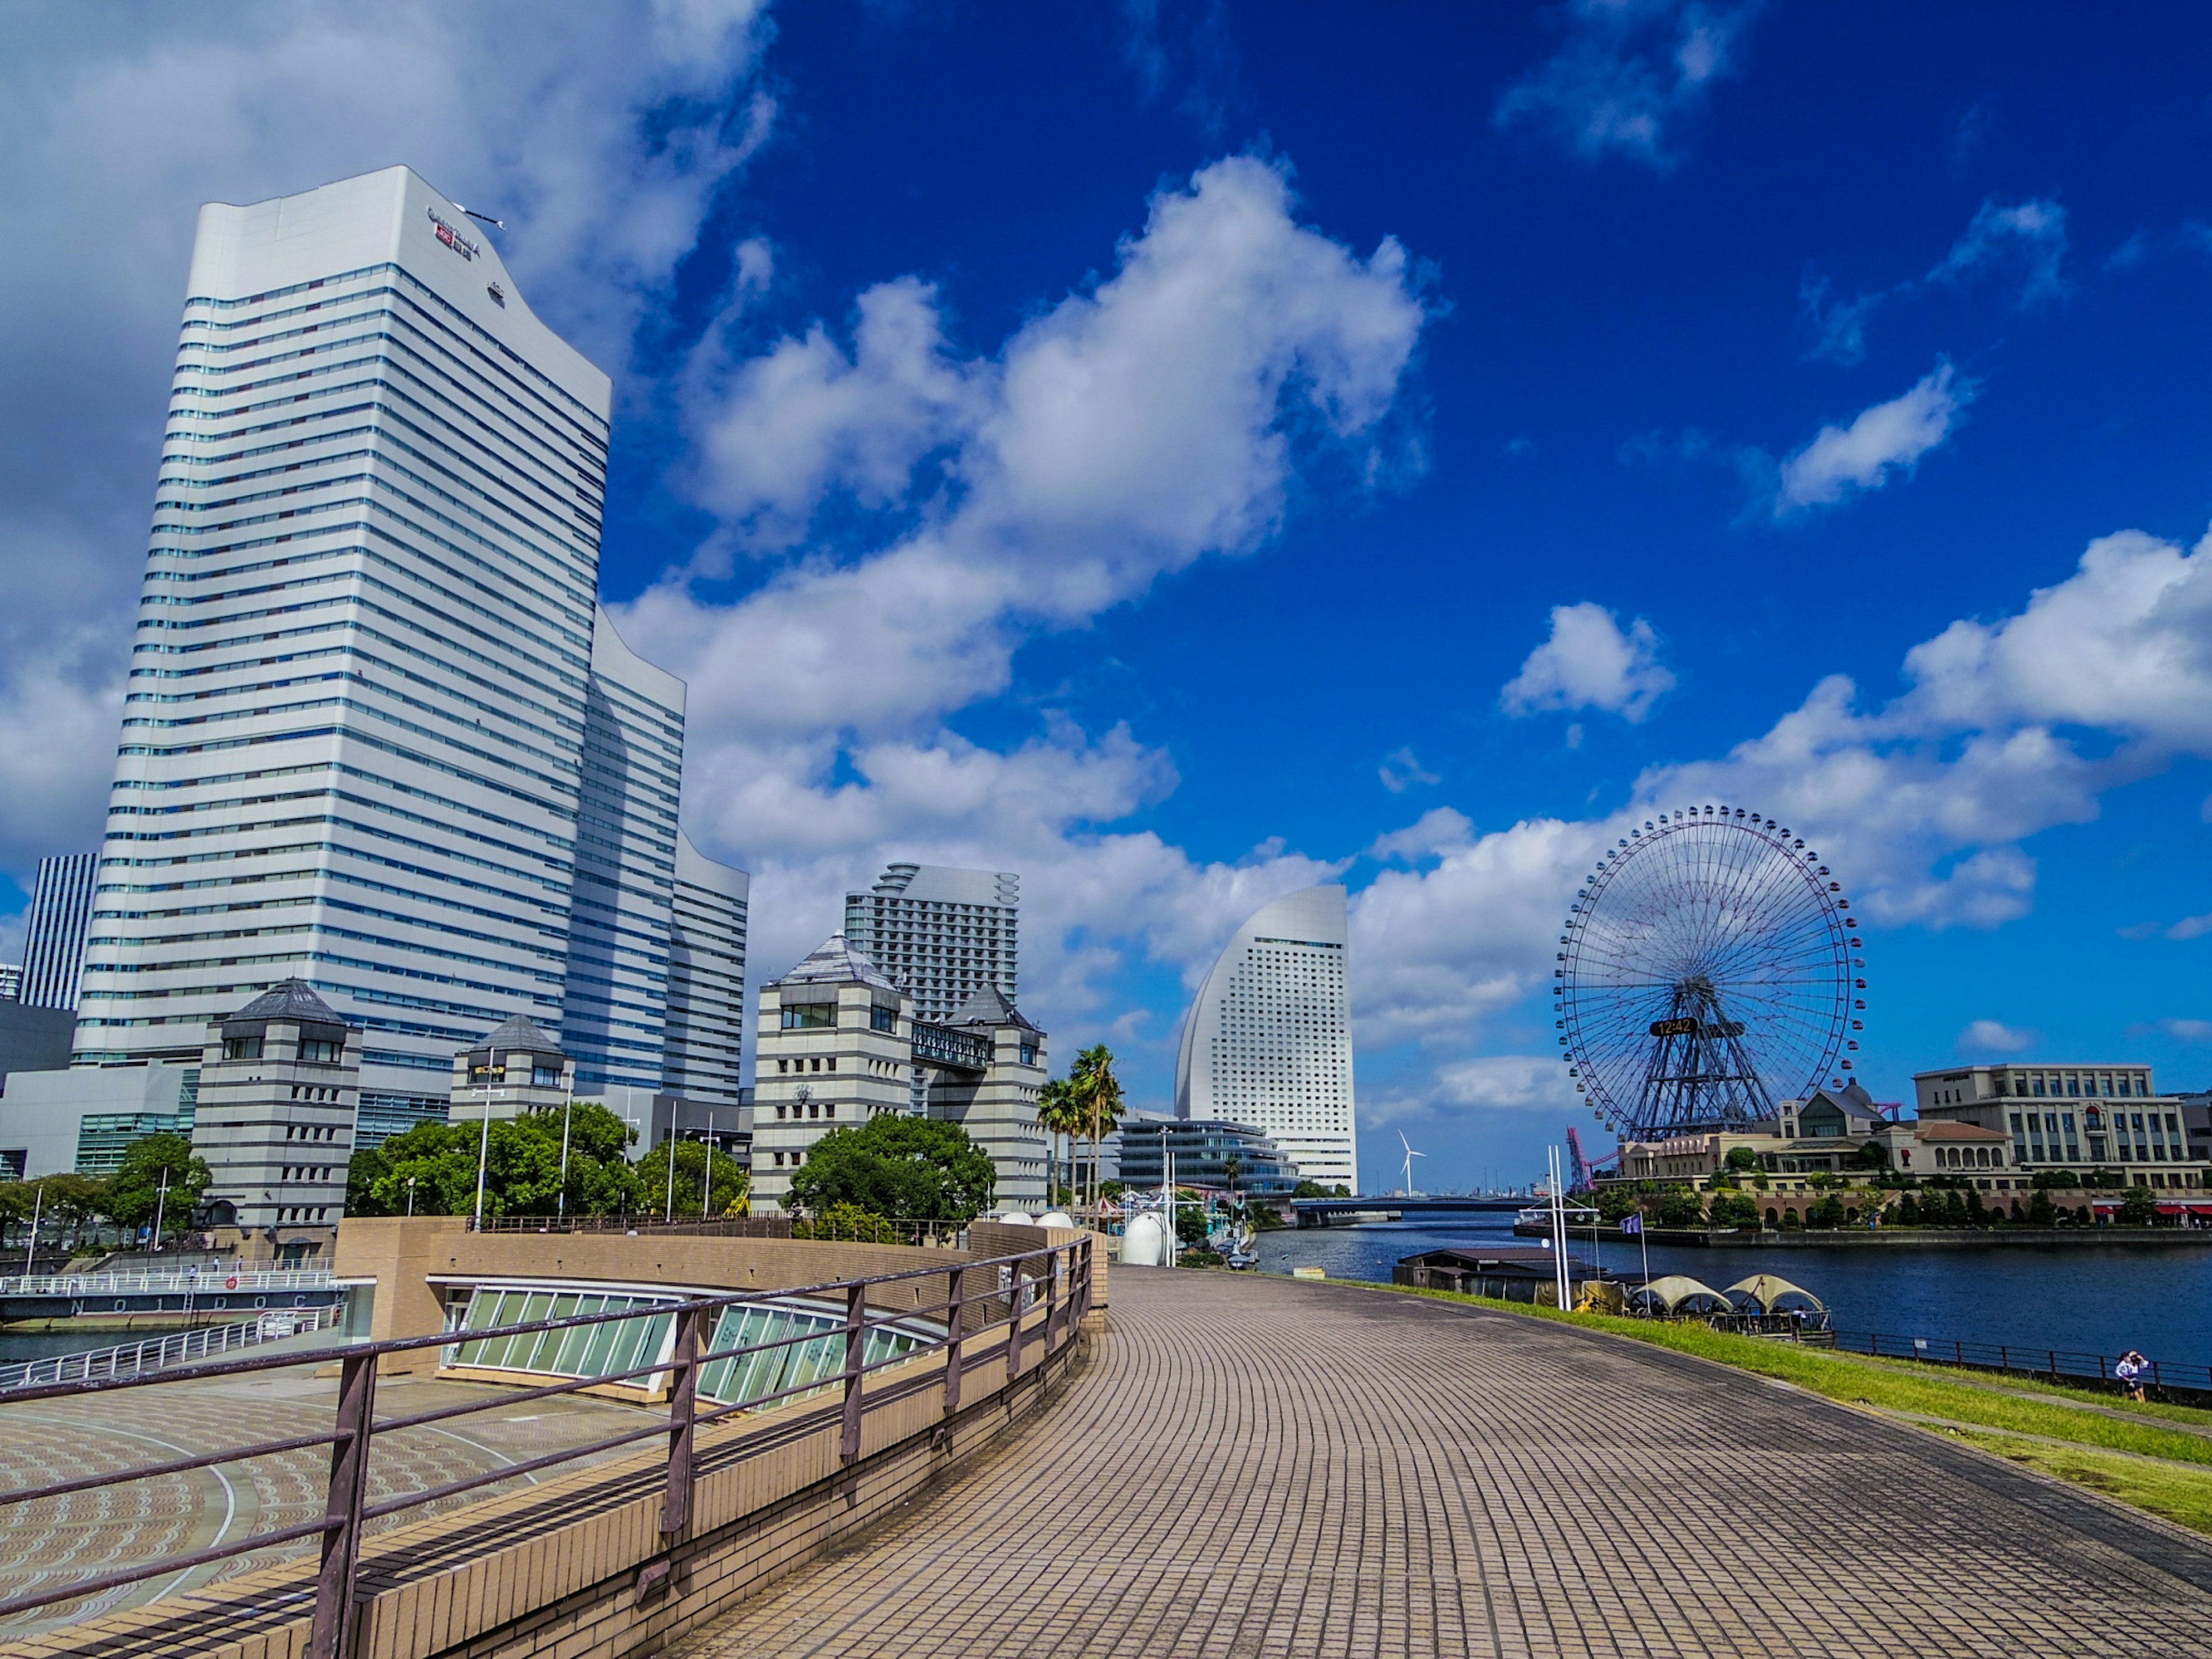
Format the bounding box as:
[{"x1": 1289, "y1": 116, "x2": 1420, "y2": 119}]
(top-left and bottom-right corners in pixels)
[{"x1": 1565, "y1": 1125, "x2": 1610, "y2": 1194}]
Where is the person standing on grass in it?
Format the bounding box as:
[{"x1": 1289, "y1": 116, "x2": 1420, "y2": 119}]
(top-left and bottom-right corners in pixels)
[{"x1": 2115, "y1": 1349, "x2": 2147, "y2": 1402}]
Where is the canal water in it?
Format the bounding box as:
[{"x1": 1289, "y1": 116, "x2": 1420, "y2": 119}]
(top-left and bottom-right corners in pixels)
[
  {"x1": 1256, "y1": 1217, "x2": 2212, "y2": 1369},
  {"x1": 0, "y1": 1325, "x2": 195, "y2": 1366}
]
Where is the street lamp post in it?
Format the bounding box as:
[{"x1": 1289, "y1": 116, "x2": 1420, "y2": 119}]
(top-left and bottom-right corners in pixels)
[
  {"x1": 406, "y1": 1175, "x2": 418, "y2": 1218},
  {"x1": 152, "y1": 1166, "x2": 171, "y2": 1253},
  {"x1": 556, "y1": 1084, "x2": 574, "y2": 1219},
  {"x1": 472, "y1": 1060, "x2": 495, "y2": 1230},
  {"x1": 700, "y1": 1112, "x2": 715, "y2": 1219}
]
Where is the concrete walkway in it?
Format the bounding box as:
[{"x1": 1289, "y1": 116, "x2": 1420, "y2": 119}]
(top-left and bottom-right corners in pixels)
[{"x1": 677, "y1": 1266, "x2": 2212, "y2": 1658}]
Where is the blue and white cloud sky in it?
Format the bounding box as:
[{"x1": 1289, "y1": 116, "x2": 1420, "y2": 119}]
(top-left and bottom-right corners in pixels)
[{"x1": 5, "y1": 1, "x2": 2211, "y2": 1188}]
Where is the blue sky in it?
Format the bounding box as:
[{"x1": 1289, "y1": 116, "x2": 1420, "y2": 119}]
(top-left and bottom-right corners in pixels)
[{"x1": 3, "y1": 2, "x2": 2211, "y2": 1190}]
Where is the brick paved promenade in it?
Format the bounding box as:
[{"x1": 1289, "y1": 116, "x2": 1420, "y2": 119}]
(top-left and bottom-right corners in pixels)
[{"x1": 679, "y1": 1266, "x2": 2212, "y2": 1659}]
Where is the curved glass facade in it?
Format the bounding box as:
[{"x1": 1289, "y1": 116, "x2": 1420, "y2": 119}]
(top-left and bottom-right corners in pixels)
[{"x1": 441, "y1": 1282, "x2": 941, "y2": 1407}]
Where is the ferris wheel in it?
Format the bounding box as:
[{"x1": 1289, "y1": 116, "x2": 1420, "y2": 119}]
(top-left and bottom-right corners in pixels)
[{"x1": 1555, "y1": 805, "x2": 1862, "y2": 1143}]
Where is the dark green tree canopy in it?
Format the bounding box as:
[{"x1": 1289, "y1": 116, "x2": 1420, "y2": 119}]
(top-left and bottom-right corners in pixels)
[
  {"x1": 345, "y1": 1102, "x2": 642, "y2": 1218},
  {"x1": 107, "y1": 1132, "x2": 212, "y2": 1232},
  {"x1": 787, "y1": 1115, "x2": 995, "y2": 1222},
  {"x1": 635, "y1": 1136, "x2": 748, "y2": 1218}
]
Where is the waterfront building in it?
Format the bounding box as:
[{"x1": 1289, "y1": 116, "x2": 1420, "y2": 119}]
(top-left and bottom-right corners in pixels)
[
  {"x1": 925, "y1": 986, "x2": 1049, "y2": 1210},
  {"x1": 449, "y1": 1013, "x2": 575, "y2": 1124},
  {"x1": 20, "y1": 852, "x2": 97, "y2": 1010},
  {"x1": 750, "y1": 937, "x2": 916, "y2": 1213},
  {"x1": 194, "y1": 979, "x2": 361, "y2": 1252},
  {"x1": 1172, "y1": 884, "x2": 1357, "y2": 1192},
  {"x1": 0, "y1": 1062, "x2": 196, "y2": 1181},
  {"x1": 1914, "y1": 1062, "x2": 2205, "y2": 1182},
  {"x1": 1114, "y1": 1111, "x2": 1300, "y2": 1198},
  {"x1": 843, "y1": 863, "x2": 1019, "y2": 1025},
  {"x1": 65, "y1": 165, "x2": 751, "y2": 1168},
  {"x1": 0, "y1": 1001, "x2": 77, "y2": 1091},
  {"x1": 75, "y1": 165, "x2": 611, "y2": 1086}
]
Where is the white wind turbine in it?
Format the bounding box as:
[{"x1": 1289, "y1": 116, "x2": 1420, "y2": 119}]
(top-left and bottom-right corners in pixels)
[{"x1": 1398, "y1": 1131, "x2": 1427, "y2": 1199}]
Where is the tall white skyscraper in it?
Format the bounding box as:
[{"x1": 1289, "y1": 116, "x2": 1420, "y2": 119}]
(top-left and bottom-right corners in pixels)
[
  {"x1": 664, "y1": 831, "x2": 749, "y2": 1109},
  {"x1": 562, "y1": 609, "x2": 685, "y2": 1096},
  {"x1": 843, "y1": 863, "x2": 1018, "y2": 1025},
  {"x1": 71, "y1": 166, "x2": 749, "y2": 1127},
  {"x1": 1173, "y1": 885, "x2": 1358, "y2": 1192},
  {"x1": 20, "y1": 853, "x2": 97, "y2": 1009}
]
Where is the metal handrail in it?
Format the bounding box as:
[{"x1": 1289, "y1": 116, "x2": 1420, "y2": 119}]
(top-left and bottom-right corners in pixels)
[
  {"x1": 0, "y1": 1308, "x2": 328, "y2": 1391},
  {"x1": 0, "y1": 1264, "x2": 337, "y2": 1297},
  {"x1": 1830, "y1": 1328, "x2": 2212, "y2": 1393},
  {"x1": 0, "y1": 1236, "x2": 1093, "y2": 1657}
]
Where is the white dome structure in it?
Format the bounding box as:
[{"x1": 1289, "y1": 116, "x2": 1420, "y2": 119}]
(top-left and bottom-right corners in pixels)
[
  {"x1": 997, "y1": 1211, "x2": 1035, "y2": 1226},
  {"x1": 1121, "y1": 1211, "x2": 1168, "y2": 1267},
  {"x1": 1037, "y1": 1210, "x2": 1077, "y2": 1230}
]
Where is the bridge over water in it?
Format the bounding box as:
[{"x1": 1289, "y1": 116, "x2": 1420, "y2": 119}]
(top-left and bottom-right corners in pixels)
[
  {"x1": 675, "y1": 1267, "x2": 2212, "y2": 1658},
  {"x1": 1292, "y1": 1195, "x2": 1530, "y2": 1226}
]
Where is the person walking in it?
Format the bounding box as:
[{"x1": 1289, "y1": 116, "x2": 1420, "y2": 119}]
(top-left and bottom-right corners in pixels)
[{"x1": 2115, "y1": 1349, "x2": 2147, "y2": 1402}]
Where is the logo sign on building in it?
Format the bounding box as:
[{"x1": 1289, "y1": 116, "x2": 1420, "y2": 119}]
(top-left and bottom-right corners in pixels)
[{"x1": 426, "y1": 206, "x2": 479, "y2": 262}]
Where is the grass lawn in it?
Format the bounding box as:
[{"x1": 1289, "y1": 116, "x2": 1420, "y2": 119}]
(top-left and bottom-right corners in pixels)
[{"x1": 1359, "y1": 1278, "x2": 2212, "y2": 1531}]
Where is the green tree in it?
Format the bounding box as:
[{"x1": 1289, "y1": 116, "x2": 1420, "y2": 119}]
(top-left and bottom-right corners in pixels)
[
  {"x1": 1594, "y1": 1184, "x2": 1642, "y2": 1222},
  {"x1": 345, "y1": 1103, "x2": 643, "y2": 1219},
  {"x1": 787, "y1": 1115, "x2": 996, "y2": 1222},
  {"x1": 2119, "y1": 1185, "x2": 2159, "y2": 1226},
  {"x1": 1724, "y1": 1146, "x2": 1759, "y2": 1171},
  {"x1": 635, "y1": 1135, "x2": 748, "y2": 1218},
  {"x1": 104, "y1": 1132, "x2": 213, "y2": 1237},
  {"x1": 3, "y1": 1173, "x2": 111, "y2": 1248},
  {"x1": 1654, "y1": 1185, "x2": 1704, "y2": 1228},
  {"x1": 1851, "y1": 1140, "x2": 1888, "y2": 1171},
  {"x1": 1067, "y1": 1044, "x2": 1127, "y2": 1208},
  {"x1": 1709, "y1": 1192, "x2": 1759, "y2": 1228},
  {"x1": 1806, "y1": 1194, "x2": 1848, "y2": 1229},
  {"x1": 1036, "y1": 1077, "x2": 1084, "y2": 1204}
]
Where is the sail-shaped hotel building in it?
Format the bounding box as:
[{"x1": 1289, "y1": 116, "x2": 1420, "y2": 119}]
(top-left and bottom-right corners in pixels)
[{"x1": 1173, "y1": 884, "x2": 1358, "y2": 1192}]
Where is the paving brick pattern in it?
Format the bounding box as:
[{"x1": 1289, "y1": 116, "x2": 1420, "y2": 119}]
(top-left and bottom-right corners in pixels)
[
  {"x1": 0, "y1": 1365, "x2": 651, "y2": 1641},
  {"x1": 677, "y1": 1267, "x2": 2212, "y2": 1658}
]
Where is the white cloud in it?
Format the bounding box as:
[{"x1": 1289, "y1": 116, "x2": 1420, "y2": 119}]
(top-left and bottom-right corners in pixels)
[
  {"x1": 621, "y1": 154, "x2": 1425, "y2": 1037},
  {"x1": 2168, "y1": 915, "x2": 2212, "y2": 942},
  {"x1": 1495, "y1": 0, "x2": 1762, "y2": 171},
  {"x1": 1500, "y1": 602, "x2": 1676, "y2": 722},
  {"x1": 1367, "y1": 807, "x2": 1474, "y2": 864},
  {"x1": 1344, "y1": 521, "x2": 2212, "y2": 1079},
  {"x1": 1378, "y1": 747, "x2": 1441, "y2": 793},
  {"x1": 2158, "y1": 1018, "x2": 2212, "y2": 1043},
  {"x1": 1930, "y1": 197, "x2": 2070, "y2": 308},
  {"x1": 0, "y1": 1, "x2": 772, "y2": 880},
  {"x1": 1799, "y1": 275, "x2": 1881, "y2": 367},
  {"x1": 1774, "y1": 362, "x2": 1972, "y2": 514},
  {"x1": 1959, "y1": 1018, "x2": 2034, "y2": 1054}
]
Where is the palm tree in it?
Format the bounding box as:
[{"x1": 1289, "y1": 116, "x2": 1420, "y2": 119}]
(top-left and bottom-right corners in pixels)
[
  {"x1": 1036, "y1": 1077, "x2": 1083, "y2": 1203},
  {"x1": 1069, "y1": 1044, "x2": 1127, "y2": 1211}
]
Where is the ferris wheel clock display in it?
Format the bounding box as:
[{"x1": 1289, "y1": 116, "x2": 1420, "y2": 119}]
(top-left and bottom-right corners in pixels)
[{"x1": 1555, "y1": 805, "x2": 1863, "y2": 1144}]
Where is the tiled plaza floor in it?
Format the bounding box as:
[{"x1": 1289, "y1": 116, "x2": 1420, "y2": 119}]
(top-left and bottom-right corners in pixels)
[
  {"x1": 0, "y1": 1361, "x2": 651, "y2": 1640},
  {"x1": 677, "y1": 1266, "x2": 2212, "y2": 1658}
]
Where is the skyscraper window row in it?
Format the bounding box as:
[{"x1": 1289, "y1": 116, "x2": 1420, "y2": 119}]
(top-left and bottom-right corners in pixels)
[
  {"x1": 124, "y1": 658, "x2": 584, "y2": 759},
  {"x1": 132, "y1": 639, "x2": 587, "y2": 747},
  {"x1": 108, "y1": 772, "x2": 575, "y2": 868},
  {"x1": 165, "y1": 377, "x2": 591, "y2": 548},
  {"x1": 133, "y1": 584, "x2": 586, "y2": 710},
  {"x1": 120, "y1": 687, "x2": 584, "y2": 797},
  {"x1": 181, "y1": 275, "x2": 607, "y2": 453}
]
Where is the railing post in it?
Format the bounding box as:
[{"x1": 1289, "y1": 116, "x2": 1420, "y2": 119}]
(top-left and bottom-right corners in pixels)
[
  {"x1": 1044, "y1": 1248, "x2": 1060, "y2": 1354},
  {"x1": 841, "y1": 1282, "x2": 866, "y2": 1463},
  {"x1": 944, "y1": 1266, "x2": 965, "y2": 1418},
  {"x1": 1006, "y1": 1258, "x2": 1024, "y2": 1382},
  {"x1": 310, "y1": 1348, "x2": 377, "y2": 1659},
  {"x1": 661, "y1": 1304, "x2": 701, "y2": 1536}
]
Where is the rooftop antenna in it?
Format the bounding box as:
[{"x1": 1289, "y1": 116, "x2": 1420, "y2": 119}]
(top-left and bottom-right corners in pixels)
[
  {"x1": 1397, "y1": 1131, "x2": 1426, "y2": 1199},
  {"x1": 452, "y1": 203, "x2": 507, "y2": 229}
]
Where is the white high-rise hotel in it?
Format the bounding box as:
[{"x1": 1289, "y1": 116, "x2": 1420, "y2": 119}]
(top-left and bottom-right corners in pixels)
[
  {"x1": 74, "y1": 166, "x2": 745, "y2": 1119},
  {"x1": 1174, "y1": 885, "x2": 1358, "y2": 1192}
]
